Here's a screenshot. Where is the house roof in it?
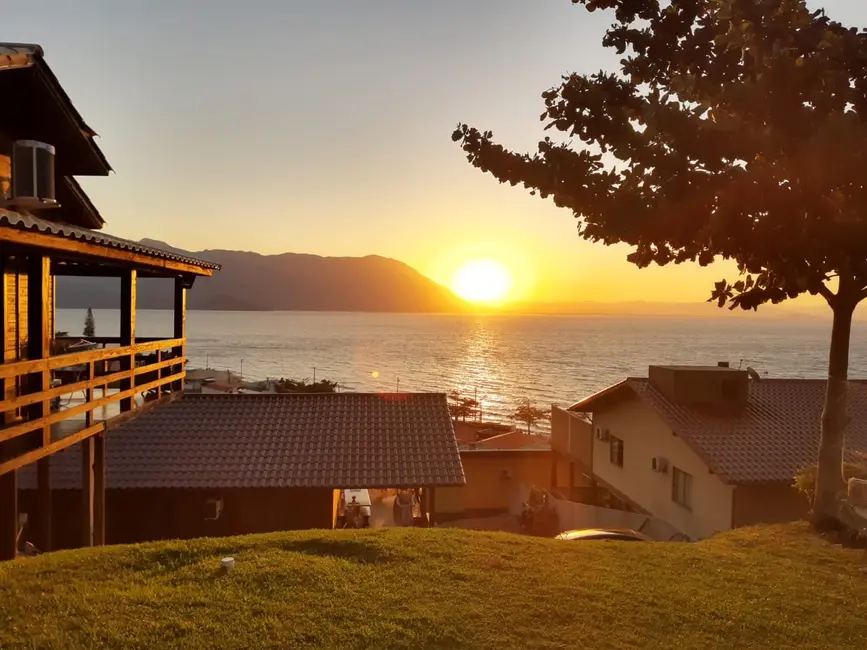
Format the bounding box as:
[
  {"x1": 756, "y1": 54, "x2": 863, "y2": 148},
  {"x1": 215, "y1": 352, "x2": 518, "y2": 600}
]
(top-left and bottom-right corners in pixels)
[
  {"x1": 0, "y1": 210, "x2": 221, "y2": 271},
  {"x1": 20, "y1": 393, "x2": 465, "y2": 490},
  {"x1": 462, "y1": 430, "x2": 550, "y2": 451},
  {"x1": 0, "y1": 42, "x2": 111, "y2": 176},
  {"x1": 58, "y1": 176, "x2": 105, "y2": 229},
  {"x1": 568, "y1": 377, "x2": 867, "y2": 484}
]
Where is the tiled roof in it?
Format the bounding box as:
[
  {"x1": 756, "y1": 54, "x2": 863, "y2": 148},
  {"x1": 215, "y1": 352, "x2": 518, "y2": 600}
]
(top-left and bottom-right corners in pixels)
[
  {"x1": 0, "y1": 210, "x2": 221, "y2": 271},
  {"x1": 20, "y1": 393, "x2": 465, "y2": 490},
  {"x1": 463, "y1": 430, "x2": 550, "y2": 451},
  {"x1": 453, "y1": 422, "x2": 516, "y2": 446},
  {"x1": 571, "y1": 378, "x2": 867, "y2": 484}
]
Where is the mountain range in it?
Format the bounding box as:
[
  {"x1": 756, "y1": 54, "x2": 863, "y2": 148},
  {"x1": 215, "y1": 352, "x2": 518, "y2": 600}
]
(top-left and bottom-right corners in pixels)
[{"x1": 56, "y1": 240, "x2": 468, "y2": 313}]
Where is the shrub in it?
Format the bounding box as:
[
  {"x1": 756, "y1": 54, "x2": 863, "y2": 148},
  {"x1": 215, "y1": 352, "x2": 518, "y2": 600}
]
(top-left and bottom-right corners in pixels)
[{"x1": 794, "y1": 461, "x2": 867, "y2": 503}]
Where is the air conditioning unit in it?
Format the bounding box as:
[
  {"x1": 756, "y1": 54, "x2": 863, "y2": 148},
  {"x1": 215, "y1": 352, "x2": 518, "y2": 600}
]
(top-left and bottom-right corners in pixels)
[
  {"x1": 651, "y1": 456, "x2": 669, "y2": 473},
  {"x1": 596, "y1": 428, "x2": 610, "y2": 442},
  {"x1": 7, "y1": 140, "x2": 58, "y2": 210},
  {"x1": 204, "y1": 497, "x2": 223, "y2": 521}
]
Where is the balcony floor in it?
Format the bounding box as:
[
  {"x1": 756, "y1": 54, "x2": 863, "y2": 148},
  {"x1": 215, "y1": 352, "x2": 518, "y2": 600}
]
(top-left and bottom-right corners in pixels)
[{"x1": 51, "y1": 389, "x2": 148, "y2": 442}]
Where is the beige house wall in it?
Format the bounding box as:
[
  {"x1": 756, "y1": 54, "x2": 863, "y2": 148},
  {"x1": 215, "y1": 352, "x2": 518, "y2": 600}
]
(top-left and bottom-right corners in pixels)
[
  {"x1": 437, "y1": 450, "x2": 552, "y2": 516},
  {"x1": 592, "y1": 395, "x2": 734, "y2": 540},
  {"x1": 551, "y1": 406, "x2": 593, "y2": 469}
]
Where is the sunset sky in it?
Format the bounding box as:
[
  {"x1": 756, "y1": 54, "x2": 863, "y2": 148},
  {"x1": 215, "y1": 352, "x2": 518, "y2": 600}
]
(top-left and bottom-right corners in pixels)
[{"x1": 4, "y1": 0, "x2": 865, "y2": 305}]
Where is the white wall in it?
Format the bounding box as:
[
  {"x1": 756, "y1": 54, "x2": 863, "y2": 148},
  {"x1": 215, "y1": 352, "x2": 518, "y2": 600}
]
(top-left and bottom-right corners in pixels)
[
  {"x1": 591, "y1": 395, "x2": 734, "y2": 540},
  {"x1": 511, "y1": 484, "x2": 687, "y2": 541}
]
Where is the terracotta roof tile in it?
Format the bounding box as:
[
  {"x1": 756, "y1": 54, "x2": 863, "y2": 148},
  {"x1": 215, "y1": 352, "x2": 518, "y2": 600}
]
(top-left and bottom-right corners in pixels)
[
  {"x1": 574, "y1": 377, "x2": 867, "y2": 484},
  {"x1": 20, "y1": 393, "x2": 465, "y2": 490}
]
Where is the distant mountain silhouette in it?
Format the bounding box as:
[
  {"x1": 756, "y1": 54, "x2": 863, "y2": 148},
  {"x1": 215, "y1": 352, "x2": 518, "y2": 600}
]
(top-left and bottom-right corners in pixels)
[{"x1": 55, "y1": 240, "x2": 468, "y2": 313}]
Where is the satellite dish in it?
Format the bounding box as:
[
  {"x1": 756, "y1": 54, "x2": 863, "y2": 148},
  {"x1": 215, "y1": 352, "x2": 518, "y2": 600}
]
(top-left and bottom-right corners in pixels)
[{"x1": 746, "y1": 366, "x2": 762, "y2": 381}]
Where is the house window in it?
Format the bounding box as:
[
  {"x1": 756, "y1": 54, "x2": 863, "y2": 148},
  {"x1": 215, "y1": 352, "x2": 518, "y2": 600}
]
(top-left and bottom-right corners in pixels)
[
  {"x1": 672, "y1": 467, "x2": 693, "y2": 510},
  {"x1": 609, "y1": 436, "x2": 624, "y2": 467}
]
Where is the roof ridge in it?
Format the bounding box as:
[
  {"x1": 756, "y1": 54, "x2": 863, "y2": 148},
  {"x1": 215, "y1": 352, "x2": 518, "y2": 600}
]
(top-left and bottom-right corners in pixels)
[{"x1": 184, "y1": 392, "x2": 447, "y2": 397}]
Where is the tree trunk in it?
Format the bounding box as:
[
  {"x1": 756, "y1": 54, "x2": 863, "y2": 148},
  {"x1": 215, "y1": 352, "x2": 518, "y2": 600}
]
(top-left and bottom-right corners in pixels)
[{"x1": 812, "y1": 300, "x2": 856, "y2": 529}]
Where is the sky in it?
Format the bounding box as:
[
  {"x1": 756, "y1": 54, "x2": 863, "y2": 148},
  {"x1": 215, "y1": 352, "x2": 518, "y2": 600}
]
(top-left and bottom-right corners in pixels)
[{"x1": 3, "y1": 0, "x2": 866, "y2": 305}]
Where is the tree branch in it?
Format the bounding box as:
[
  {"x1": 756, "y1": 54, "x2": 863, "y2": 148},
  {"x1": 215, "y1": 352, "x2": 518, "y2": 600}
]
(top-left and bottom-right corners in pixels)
[{"x1": 817, "y1": 284, "x2": 836, "y2": 305}]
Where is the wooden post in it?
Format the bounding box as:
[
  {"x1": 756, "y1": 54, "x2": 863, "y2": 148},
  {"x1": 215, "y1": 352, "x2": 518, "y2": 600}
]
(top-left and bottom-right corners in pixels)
[
  {"x1": 0, "y1": 470, "x2": 16, "y2": 560},
  {"x1": 93, "y1": 433, "x2": 106, "y2": 545},
  {"x1": 156, "y1": 349, "x2": 162, "y2": 400},
  {"x1": 36, "y1": 457, "x2": 51, "y2": 551},
  {"x1": 172, "y1": 277, "x2": 186, "y2": 392},
  {"x1": 0, "y1": 250, "x2": 6, "y2": 426},
  {"x1": 81, "y1": 437, "x2": 94, "y2": 547},
  {"x1": 28, "y1": 255, "x2": 52, "y2": 551},
  {"x1": 0, "y1": 250, "x2": 12, "y2": 560},
  {"x1": 85, "y1": 362, "x2": 94, "y2": 428},
  {"x1": 428, "y1": 487, "x2": 437, "y2": 527},
  {"x1": 119, "y1": 269, "x2": 136, "y2": 412},
  {"x1": 27, "y1": 255, "x2": 51, "y2": 441}
]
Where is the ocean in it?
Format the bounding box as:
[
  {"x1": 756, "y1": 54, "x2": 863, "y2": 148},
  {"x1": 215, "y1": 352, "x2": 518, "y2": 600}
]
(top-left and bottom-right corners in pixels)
[{"x1": 54, "y1": 309, "x2": 867, "y2": 427}]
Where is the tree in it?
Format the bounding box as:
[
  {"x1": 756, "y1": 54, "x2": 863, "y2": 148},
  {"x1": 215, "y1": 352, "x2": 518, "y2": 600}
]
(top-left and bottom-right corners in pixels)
[
  {"x1": 447, "y1": 390, "x2": 479, "y2": 422},
  {"x1": 83, "y1": 307, "x2": 95, "y2": 338},
  {"x1": 510, "y1": 399, "x2": 551, "y2": 435},
  {"x1": 452, "y1": 0, "x2": 867, "y2": 529},
  {"x1": 274, "y1": 378, "x2": 339, "y2": 393}
]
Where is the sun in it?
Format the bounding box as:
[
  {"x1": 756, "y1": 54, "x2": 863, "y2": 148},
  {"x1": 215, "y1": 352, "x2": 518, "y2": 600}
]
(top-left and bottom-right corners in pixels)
[{"x1": 451, "y1": 259, "x2": 513, "y2": 303}]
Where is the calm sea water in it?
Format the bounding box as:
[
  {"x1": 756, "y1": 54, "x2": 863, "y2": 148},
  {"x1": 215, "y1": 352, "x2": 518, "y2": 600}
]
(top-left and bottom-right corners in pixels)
[{"x1": 55, "y1": 309, "x2": 867, "y2": 426}]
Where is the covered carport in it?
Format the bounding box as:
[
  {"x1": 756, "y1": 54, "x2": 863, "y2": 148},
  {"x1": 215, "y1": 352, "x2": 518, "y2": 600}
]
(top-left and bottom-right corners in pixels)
[{"x1": 18, "y1": 392, "x2": 466, "y2": 548}]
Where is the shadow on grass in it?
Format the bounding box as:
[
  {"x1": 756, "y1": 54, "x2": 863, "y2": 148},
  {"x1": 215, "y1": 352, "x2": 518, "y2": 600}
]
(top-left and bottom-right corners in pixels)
[
  {"x1": 278, "y1": 538, "x2": 396, "y2": 564},
  {"x1": 120, "y1": 545, "x2": 240, "y2": 574}
]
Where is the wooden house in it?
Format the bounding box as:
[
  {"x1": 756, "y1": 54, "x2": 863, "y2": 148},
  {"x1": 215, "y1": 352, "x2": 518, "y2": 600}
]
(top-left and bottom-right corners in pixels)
[{"x1": 0, "y1": 43, "x2": 219, "y2": 559}]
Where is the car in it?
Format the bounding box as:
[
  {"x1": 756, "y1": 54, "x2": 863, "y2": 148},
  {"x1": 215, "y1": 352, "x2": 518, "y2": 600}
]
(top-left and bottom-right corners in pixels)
[{"x1": 555, "y1": 528, "x2": 650, "y2": 542}]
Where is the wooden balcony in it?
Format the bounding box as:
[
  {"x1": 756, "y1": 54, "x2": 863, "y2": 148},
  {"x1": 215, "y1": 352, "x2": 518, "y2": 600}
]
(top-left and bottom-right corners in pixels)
[
  {"x1": 0, "y1": 336, "x2": 186, "y2": 477},
  {"x1": 0, "y1": 257, "x2": 199, "y2": 560}
]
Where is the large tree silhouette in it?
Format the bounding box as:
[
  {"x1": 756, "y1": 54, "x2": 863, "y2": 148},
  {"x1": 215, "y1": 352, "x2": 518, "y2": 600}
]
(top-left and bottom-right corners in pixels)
[{"x1": 453, "y1": 0, "x2": 867, "y2": 528}]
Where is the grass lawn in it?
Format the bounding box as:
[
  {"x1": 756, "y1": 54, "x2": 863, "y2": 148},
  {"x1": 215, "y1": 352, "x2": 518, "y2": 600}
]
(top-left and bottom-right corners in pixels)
[{"x1": 0, "y1": 523, "x2": 865, "y2": 649}]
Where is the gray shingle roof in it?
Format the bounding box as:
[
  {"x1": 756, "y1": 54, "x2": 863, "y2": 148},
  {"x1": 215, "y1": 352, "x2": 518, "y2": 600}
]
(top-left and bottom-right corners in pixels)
[
  {"x1": 0, "y1": 210, "x2": 221, "y2": 271},
  {"x1": 570, "y1": 378, "x2": 867, "y2": 484},
  {"x1": 20, "y1": 393, "x2": 465, "y2": 490}
]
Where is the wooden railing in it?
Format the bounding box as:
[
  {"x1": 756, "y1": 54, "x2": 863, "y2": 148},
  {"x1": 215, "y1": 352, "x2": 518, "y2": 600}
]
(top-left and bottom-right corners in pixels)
[{"x1": 0, "y1": 338, "x2": 186, "y2": 475}]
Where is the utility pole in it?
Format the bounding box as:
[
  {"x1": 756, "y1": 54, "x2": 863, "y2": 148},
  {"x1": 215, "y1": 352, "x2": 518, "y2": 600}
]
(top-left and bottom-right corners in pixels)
[
  {"x1": 313, "y1": 367, "x2": 316, "y2": 383},
  {"x1": 240, "y1": 359, "x2": 244, "y2": 381},
  {"x1": 396, "y1": 377, "x2": 400, "y2": 393},
  {"x1": 475, "y1": 386, "x2": 480, "y2": 422}
]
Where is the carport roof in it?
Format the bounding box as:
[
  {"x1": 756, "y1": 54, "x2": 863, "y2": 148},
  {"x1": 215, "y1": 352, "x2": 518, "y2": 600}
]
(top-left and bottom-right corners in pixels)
[{"x1": 20, "y1": 393, "x2": 465, "y2": 489}]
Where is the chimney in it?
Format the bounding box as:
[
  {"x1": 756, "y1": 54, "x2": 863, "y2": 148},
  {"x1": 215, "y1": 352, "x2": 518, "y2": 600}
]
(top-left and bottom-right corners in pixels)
[{"x1": 648, "y1": 365, "x2": 748, "y2": 415}]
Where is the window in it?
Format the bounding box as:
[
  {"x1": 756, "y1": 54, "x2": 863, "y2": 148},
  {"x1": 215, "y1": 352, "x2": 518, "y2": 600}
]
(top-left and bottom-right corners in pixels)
[
  {"x1": 609, "y1": 435, "x2": 624, "y2": 467},
  {"x1": 672, "y1": 467, "x2": 693, "y2": 510}
]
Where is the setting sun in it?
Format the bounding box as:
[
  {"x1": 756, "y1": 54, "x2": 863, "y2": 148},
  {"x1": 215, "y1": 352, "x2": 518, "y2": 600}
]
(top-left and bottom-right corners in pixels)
[{"x1": 451, "y1": 259, "x2": 513, "y2": 303}]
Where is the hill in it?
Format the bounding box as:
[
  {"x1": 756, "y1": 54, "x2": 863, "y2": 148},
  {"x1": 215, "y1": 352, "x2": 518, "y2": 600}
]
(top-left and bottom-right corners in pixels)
[
  {"x1": 0, "y1": 524, "x2": 864, "y2": 649},
  {"x1": 55, "y1": 240, "x2": 467, "y2": 313}
]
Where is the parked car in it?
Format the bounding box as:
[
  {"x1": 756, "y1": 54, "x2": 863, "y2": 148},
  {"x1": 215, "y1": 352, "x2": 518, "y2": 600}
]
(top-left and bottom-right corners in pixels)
[{"x1": 555, "y1": 528, "x2": 650, "y2": 542}]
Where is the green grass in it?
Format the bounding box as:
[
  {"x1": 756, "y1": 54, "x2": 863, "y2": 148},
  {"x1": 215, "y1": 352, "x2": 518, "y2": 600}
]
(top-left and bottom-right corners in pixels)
[{"x1": 0, "y1": 524, "x2": 865, "y2": 649}]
